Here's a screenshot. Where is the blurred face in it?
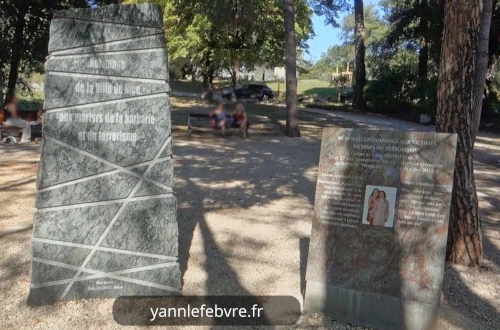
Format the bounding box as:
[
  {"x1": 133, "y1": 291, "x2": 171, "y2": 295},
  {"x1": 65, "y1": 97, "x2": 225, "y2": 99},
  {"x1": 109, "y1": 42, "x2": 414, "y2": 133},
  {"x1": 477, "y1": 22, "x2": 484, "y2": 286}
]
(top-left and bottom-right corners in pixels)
[
  {"x1": 373, "y1": 189, "x2": 379, "y2": 197},
  {"x1": 9, "y1": 95, "x2": 19, "y2": 105},
  {"x1": 378, "y1": 192, "x2": 385, "y2": 199}
]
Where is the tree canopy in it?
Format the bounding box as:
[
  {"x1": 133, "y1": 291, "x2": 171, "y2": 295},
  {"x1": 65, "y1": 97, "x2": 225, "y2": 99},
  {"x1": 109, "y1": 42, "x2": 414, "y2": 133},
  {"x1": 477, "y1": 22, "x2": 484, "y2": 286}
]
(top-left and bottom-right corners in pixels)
[
  {"x1": 0, "y1": 0, "x2": 88, "y2": 95},
  {"x1": 125, "y1": 0, "x2": 314, "y2": 85}
]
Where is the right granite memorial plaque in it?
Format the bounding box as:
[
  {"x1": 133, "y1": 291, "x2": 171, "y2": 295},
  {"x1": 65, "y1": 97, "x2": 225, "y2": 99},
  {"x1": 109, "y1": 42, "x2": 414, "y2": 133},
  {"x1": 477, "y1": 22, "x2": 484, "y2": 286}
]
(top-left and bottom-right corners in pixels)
[{"x1": 304, "y1": 128, "x2": 458, "y2": 330}]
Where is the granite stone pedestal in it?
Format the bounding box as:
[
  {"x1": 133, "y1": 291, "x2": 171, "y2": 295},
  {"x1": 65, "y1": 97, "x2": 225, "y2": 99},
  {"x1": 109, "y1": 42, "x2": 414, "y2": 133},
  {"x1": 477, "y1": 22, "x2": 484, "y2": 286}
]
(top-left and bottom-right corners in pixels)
[
  {"x1": 304, "y1": 128, "x2": 457, "y2": 330},
  {"x1": 27, "y1": 4, "x2": 181, "y2": 306}
]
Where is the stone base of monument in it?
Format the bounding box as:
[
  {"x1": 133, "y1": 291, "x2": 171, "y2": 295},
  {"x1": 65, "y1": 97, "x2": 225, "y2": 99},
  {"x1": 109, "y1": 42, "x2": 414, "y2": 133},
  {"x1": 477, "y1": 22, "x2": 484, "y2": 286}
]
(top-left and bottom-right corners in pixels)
[{"x1": 304, "y1": 281, "x2": 437, "y2": 330}]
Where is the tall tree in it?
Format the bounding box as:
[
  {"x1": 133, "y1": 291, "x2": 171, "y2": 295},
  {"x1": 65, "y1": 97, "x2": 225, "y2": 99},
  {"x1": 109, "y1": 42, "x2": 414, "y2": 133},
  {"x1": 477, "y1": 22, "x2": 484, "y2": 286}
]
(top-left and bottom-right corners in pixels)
[
  {"x1": 436, "y1": 0, "x2": 493, "y2": 266},
  {"x1": 283, "y1": 0, "x2": 300, "y2": 137},
  {"x1": 0, "y1": 0, "x2": 88, "y2": 96},
  {"x1": 6, "y1": 1, "x2": 27, "y2": 91},
  {"x1": 126, "y1": 0, "x2": 313, "y2": 89},
  {"x1": 341, "y1": 5, "x2": 386, "y2": 77},
  {"x1": 385, "y1": 0, "x2": 445, "y2": 106},
  {"x1": 353, "y1": 0, "x2": 367, "y2": 109}
]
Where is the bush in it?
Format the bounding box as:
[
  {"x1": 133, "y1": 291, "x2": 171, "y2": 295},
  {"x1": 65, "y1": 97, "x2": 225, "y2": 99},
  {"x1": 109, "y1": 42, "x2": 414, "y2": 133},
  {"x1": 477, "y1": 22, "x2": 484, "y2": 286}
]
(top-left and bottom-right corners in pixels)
[
  {"x1": 366, "y1": 50, "x2": 440, "y2": 121},
  {"x1": 365, "y1": 50, "x2": 420, "y2": 113}
]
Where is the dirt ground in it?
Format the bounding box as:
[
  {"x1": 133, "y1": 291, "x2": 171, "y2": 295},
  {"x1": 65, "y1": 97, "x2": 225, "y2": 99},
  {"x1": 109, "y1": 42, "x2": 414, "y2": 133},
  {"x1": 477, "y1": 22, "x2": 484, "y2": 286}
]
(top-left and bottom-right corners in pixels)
[{"x1": 0, "y1": 101, "x2": 499, "y2": 330}]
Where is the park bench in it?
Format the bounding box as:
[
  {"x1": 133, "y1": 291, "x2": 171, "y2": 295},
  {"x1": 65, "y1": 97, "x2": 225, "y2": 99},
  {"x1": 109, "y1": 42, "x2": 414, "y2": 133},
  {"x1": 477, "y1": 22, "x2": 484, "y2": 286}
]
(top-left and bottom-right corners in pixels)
[
  {"x1": 188, "y1": 112, "x2": 247, "y2": 137},
  {"x1": 0, "y1": 111, "x2": 42, "y2": 142},
  {"x1": 0, "y1": 124, "x2": 23, "y2": 140}
]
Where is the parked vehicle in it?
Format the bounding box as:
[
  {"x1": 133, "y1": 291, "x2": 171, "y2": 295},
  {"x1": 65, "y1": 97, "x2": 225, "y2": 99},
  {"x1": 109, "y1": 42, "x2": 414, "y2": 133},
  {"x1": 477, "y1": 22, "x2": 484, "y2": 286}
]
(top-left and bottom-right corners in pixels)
[{"x1": 222, "y1": 83, "x2": 274, "y2": 102}]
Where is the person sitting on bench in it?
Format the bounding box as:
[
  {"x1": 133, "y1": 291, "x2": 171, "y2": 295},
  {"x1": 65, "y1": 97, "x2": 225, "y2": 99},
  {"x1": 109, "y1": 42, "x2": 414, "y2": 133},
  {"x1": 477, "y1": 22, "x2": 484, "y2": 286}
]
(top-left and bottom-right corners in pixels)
[
  {"x1": 231, "y1": 103, "x2": 249, "y2": 138},
  {"x1": 36, "y1": 107, "x2": 45, "y2": 126},
  {"x1": 209, "y1": 102, "x2": 228, "y2": 137},
  {"x1": 3, "y1": 91, "x2": 31, "y2": 143}
]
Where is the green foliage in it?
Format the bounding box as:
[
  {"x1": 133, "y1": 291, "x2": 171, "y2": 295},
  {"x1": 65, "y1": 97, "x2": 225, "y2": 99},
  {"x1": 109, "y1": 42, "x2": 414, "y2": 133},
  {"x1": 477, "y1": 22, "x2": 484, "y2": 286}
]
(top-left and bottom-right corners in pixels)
[
  {"x1": 384, "y1": 0, "x2": 444, "y2": 64},
  {"x1": 365, "y1": 49, "x2": 438, "y2": 114},
  {"x1": 0, "y1": 0, "x2": 88, "y2": 91},
  {"x1": 342, "y1": 5, "x2": 388, "y2": 52},
  {"x1": 310, "y1": 0, "x2": 350, "y2": 28},
  {"x1": 365, "y1": 50, "x2": 418, "y2": 112},
  {"x1": 310, "y1": 44, "x2": 354, "y2": 80},
  {"x1": 126, "y1": 0, "x2": 314, "y2": 83},
  {"x1": 305, "y1": 5, "x2": 385, "y2": 81}
]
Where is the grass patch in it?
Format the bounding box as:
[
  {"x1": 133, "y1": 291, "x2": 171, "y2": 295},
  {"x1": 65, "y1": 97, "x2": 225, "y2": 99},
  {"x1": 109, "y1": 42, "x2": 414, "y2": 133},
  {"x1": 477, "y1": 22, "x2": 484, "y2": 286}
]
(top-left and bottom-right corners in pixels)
[{"x1": 266, "y1": 79, "x2": 354, "y2": 100}]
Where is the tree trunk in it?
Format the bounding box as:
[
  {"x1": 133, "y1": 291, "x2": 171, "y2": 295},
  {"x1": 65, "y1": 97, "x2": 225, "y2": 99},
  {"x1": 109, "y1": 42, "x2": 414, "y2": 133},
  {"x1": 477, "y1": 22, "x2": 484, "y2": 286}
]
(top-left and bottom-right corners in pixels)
[
  {"x1": 353, "y1": 0, "x2": 366, "y2": 110},
  {"x1": 231, "y1": 60, "x2": 239, "y2": 87},
  {"x1": 483, "y1": 22, "x2": 500, "y2": 120},
  {"x1": 202, "y1": 50, "x2": 212, "y2": 90},
  {"x1": 191, "y1": 68, "x2": 197, "y2": 82},
  {"x1": 202, "y1": 73, "x2": 208, "y2": 89},
  {"x1": 208, "y1": 67, "x2": 214, "y2": 86},
  {"x1": 7, "y1": 6, "x2": 27, "y2": 92},
  {"x1": 283, "y1": 0, "x2": 300, "y2": 137},
  {"x1": 436, "y1": 0, "x2": 492, "y2": 266},
  {"x1": 0, "y1": 77, "x2": 3, "y2": 108},
  {"x1": 418, "y1": 6, "x2": 429, "y2": 106}
]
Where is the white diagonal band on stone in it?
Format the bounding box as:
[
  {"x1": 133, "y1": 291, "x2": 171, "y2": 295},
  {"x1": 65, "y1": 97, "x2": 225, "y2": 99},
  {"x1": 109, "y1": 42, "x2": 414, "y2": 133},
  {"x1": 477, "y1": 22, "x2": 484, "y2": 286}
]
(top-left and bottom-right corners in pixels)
[
  {"x1": 49, "y1": 71, "x2": 168, "y2": 84},
  {"x1": 45, "y1": 92, "x2": 169, "y2": 113},
  {"x1": 56, "y1": 136, "x2": 175, "y2": 300},
  {"x1": 53, "y1": 16, "x2": 165, "y2": 30},
  {"x1": 38, "y1": 158, "x2": 172, "y2": 193},
  {"x1": 32, "y1": 237, "x2": 178, "y2": 261},
  {"x1": 50, "y1": 48, "x2": 167, "y2": 58},
  {"x1": 31, "y1": 257, "x2": 178, "y2": 291},
  {"x1": 50, "y1": 33, "x2": 165, "y2": 56},
  {"x1": 36, "y1": 194, "x2": 173, "y2": 212},
  {"x1": 41, "y1": 135, "x2": 172, "y2": 192}
]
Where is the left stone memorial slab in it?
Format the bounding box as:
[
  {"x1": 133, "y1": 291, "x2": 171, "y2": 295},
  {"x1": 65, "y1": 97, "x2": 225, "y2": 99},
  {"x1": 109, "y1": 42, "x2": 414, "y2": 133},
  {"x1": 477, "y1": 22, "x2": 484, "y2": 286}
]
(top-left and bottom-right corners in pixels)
[{"x1": 27, "y1": 4, "x2": 181, "y2": 306}]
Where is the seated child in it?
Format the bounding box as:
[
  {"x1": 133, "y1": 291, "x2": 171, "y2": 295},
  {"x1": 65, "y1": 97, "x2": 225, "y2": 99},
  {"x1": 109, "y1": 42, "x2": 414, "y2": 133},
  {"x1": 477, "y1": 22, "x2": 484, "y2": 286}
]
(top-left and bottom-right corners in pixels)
[
  {"x1": 231, "y1": 103, "x2": 249, "y2": 138},
  {"x1": 209, "y1": 102, "x2": 228, "y2": 137}
]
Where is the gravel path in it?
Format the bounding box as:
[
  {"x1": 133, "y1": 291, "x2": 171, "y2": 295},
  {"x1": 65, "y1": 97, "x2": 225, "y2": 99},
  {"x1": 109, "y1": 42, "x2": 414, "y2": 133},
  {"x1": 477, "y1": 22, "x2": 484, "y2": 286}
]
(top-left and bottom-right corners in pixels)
[{"x1": 0, "y1": 108, "x2": 498, "y2": 330}]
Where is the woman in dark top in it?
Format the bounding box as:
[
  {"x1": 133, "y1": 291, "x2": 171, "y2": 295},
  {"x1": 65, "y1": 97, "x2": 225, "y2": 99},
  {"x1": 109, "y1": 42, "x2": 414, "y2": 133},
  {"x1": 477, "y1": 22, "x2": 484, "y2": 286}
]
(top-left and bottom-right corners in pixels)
[{"x1": 3, "y1": 91, "x2": 31, "y2": 143}]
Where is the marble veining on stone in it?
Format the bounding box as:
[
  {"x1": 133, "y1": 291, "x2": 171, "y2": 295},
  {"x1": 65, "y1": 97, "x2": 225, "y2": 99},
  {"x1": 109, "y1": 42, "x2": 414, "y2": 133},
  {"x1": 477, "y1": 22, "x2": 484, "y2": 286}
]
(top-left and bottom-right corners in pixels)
[
  {"x1": 86, "y1": 250, "x2": 171, "y2": 272},
  {"x1": 304, "y1": 128, "x2": 457, "y2": 330},
  {"x1": 54, "y1": 4, "x2": 163, "y2": 28},
  {"x1": 100, "y1": 198, "x2": 178, "y2": 256},
  {"x1": 31, "y1": 242, "x2": 90, "y2": 266},
  {"x1": 33, "y1": 204, "x2": 121, "y2": 244},
  {"x1": 51, "y1": 34, "x2": 166, "y2": 56},
  {"x1": 28, "y1": 3, "x2": 180, "y2": 306},
  {"x1": 48, "y1": 18, "x2": 162, "y2": 52},
  {"x1": 36, "y1": 138, "x2": 115, "y2": 189}
]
